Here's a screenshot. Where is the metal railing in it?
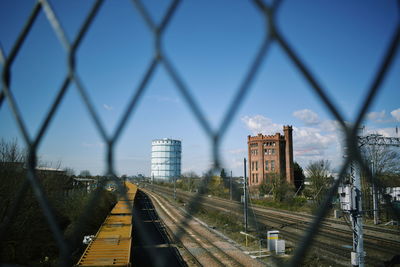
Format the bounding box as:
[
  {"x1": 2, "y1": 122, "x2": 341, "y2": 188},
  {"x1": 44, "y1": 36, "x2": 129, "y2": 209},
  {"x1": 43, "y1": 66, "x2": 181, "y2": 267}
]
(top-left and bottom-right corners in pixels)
[{"x1": 1, "y1": 0, "x2": 399, "y2": 266}]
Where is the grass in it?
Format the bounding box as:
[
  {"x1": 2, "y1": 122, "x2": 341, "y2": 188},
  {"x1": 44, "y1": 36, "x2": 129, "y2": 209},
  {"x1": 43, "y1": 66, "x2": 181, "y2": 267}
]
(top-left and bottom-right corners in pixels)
[
  {"x1": 192, "y1": 206, "x2": 260, "y2": 249},
  {"x1": 251, "y1": 197, "x2": 311, "y2": 213}
]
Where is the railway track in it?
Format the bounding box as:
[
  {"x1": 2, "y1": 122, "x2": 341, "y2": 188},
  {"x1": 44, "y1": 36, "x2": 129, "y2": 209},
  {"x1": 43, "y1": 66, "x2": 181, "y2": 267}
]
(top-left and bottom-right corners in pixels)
[
  {"x1": 145, "y1": 189, "x2": 263, "y2": 267},
  {"x1": 150, "y1": 186, "x2": 353, "y2": 265},
  {"x1": 131, "y1": 190, "x2": 186, "y2": 267},
  {"x1": 254, "y1": 211, "x2": 390, "y2": 266},
  {"x1": 150, "y1": 185, "x2": 400, "y2": 266},
  {"x1": 148, "y1": 190, "x2": 232, "y2": 267},
  {"x1": 249, "y1": 206, "x2": 400, "y2": 254}
]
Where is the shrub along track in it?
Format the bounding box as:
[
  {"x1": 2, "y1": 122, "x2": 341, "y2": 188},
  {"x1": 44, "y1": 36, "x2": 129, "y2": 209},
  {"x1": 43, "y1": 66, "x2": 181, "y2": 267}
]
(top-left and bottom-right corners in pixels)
[{"x1": 150, "y1": 185, "x2": 400, "y2": 266}]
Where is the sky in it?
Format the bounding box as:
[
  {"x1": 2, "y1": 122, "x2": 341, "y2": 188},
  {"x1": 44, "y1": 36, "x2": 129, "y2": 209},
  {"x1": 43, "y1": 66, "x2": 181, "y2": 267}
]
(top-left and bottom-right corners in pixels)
[{"x1": 0, "y1": 0, "x2": 399, "y2": 176}]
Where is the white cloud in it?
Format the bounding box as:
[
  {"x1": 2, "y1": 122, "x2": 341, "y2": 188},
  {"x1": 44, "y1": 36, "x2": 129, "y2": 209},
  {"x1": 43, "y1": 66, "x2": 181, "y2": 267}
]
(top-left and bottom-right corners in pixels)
[
  {"x1": 294, "y1": 127, "x2": 336, "y2": 148},
  {"x1": 391, "y1": 108, "x2": 400, "y2": 122},
  {"x1": 293, "y1": 109, "x2": 320, "y2": 125},
  {"x1": 103, "y1": 104, "x2": 113, "y2": 111},
  {"x1": 241, "y1": 111, "x2": 400, "y2": 171},
  {"x1": 367, "y1": 110, "x2": 386, "y2": 123},
  {"x1": 292, "y1": 126, "x2": 338, "y2": 158},
  {"x1": 320, "y1": 120, "x2": 341, "y2": 132},
  {"x1": 241, "y1": 115, "x2": 282, "y2": 135},
  {"x1": 241, "y1": 114, "x2": 341, "y2": 167}
]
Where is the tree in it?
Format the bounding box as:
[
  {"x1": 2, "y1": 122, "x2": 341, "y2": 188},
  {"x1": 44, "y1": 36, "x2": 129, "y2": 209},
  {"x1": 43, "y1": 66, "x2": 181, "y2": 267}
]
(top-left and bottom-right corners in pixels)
[
  {"x1": 293, "y1": 162, "x2": 305, "y2": 193},
  {"x1": 220, "y1": 168, "x2": 229, "y2": 188},
  {"x1": 0, "y1": 138, "x2": 115, "y2": 265},
  {"x1": 305, "y1": 160, "x2": 333, "y2": 206},
  {"x1": 180, "y1": 171, "x2": 199, "y2": 192},
  {"x1": 258, "y1": 181, "x2": 271, "y2": 196},
  {"x1": 361, "y1": 144, "x2": 400, "y2": 185},
  {"x1": 360, "y1": 144, "x2": 400, "y2": 218},
  {"x1": 79, "y1": 170, "x2": 92, "y2": 177},
  {"x1": 269, "y1": 173, "x2": 293, "y2": 202},
  {"x1": 63, "y1": 167, "x2": 75, "y2": 177},
  {"x1": 0, "y1": 138, "x2": 25, "y2": 164},
  {"x1": 0, "y1": 138, "x2": 26, "y2": 223},
  {"x1": 220, "y1": 168, "x2": 227, "y2": 179}
]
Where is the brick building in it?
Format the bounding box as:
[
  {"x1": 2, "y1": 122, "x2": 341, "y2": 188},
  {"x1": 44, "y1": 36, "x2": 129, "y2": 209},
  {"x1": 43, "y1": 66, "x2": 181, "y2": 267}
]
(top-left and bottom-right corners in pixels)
[{"x1": 247, "y1": 126, "x2": 294, "y2": 186}]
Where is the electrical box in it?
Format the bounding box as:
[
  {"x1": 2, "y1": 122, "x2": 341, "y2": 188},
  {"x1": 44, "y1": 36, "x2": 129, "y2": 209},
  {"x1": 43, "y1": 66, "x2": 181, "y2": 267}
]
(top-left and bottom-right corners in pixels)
[
  {"x1": 351, "y1": 252, "x2": 358, "y2": 266},
  {"x1": 275, "y1": 239, "x2": 285, "y2": 255},
  {"x1": 338, "y1": 185, "x2": 356, "y2": 211},
  {"x1": 267, "y1": 231, "x2": 279, "y2": 252},
  {"x1": 351, "y1": 251, "x2": 366, "y2": 265}
]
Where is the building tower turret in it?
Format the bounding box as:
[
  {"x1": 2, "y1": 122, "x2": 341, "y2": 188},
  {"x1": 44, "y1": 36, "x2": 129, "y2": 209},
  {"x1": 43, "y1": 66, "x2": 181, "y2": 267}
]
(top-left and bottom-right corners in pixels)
[{"x1": 283, "y1": 125, "x2": 294, "y2": 184}]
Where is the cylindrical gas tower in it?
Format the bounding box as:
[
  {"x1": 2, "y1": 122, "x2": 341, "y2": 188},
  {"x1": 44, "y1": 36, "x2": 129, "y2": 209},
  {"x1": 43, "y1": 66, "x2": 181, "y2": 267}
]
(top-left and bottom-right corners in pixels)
[{"x1": 151, "y1": 139, "x2": 181, "y2": 181}]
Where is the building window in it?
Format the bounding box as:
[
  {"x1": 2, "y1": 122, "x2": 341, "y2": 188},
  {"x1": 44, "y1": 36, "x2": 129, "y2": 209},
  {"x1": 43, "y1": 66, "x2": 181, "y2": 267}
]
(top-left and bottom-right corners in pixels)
[
  {"x1": 272, "y1": 142, "x2": 276, "y2": 146},
  {"x1": 250, "y1": 143, "x2": 258, "y2": 147},
  {"x1": 272, "y1": 149, "x2": 275, "y2": 155},
  {"x1": 252, "y1": 174, "x2": 254, "y2": 183},
  {"x1": 256, "y1": 173, "x2": 258, "y2": 183},
  {"x1": 265, "y1": 160, "x2": 269, "y2": 171},
  {"x1": 255, "y1": 161, "x2": 258, "y2": 171},
  {"x1": 251, "y1": 161, "x2": 254, "y2": 171},
  {"x1": 271, "y1": 160, "x2": 275, "y2": 171}
]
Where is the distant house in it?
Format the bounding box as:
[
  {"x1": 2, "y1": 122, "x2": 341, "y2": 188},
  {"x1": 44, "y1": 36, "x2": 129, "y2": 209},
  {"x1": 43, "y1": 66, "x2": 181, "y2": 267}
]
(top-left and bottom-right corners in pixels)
[
  {"x1": 385, "y1": 187, "x2": 400, "y2": 202},
  {"x1": 36, "y1": 167, "x2": 66, "y2": 175},
  {"x1": 73, "y1": 177, "x2": 97, "y2": 193}
]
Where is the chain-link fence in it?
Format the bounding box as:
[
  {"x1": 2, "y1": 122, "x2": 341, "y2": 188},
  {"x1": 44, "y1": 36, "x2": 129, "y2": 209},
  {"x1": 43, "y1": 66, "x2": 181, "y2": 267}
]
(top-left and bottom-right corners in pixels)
[{"x1": 1, "y1": 0, "x2": 400, "y2": 266}]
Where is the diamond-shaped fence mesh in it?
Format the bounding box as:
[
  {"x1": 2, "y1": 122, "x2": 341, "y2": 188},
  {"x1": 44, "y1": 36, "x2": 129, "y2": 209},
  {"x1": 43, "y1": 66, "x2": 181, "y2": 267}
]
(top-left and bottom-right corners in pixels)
[{"x1": 1, "y1": 0, "x2": 399, "y2": 266}]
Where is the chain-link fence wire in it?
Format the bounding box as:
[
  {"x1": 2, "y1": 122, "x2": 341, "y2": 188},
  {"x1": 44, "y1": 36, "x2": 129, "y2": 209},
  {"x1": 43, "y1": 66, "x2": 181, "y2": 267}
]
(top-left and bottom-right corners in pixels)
[{"x1": 1, "y1": 0, "x2": 399, "y2": 266}]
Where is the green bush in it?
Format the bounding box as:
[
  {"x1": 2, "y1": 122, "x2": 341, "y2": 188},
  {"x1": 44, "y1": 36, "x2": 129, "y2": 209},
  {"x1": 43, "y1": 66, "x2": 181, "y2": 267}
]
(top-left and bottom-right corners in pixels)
[
  {"x1": 252, "y1": 196, "x2": 309, "y2": 212},
  {"x1": 0, "y1": 166, "x2": 116, "y2": 265}
]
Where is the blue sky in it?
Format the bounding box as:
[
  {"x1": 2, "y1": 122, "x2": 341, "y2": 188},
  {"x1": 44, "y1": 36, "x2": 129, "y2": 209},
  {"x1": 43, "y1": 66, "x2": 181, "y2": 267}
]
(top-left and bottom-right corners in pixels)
[{"x1": 1, "y1": 0, "x2": 399, "y2": 176}]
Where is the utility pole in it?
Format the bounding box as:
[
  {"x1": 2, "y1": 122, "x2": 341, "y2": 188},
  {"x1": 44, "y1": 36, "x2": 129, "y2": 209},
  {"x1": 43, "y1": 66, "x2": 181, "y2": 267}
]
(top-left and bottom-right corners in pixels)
[
  {"x1": 345, "y1": 133, "x2": 400, "y2": 266},
  {"x1": 243, "y1": 158, "x2": 248, "y2": 233},
  {"x1": 230, "y1": 170, "x2": 233, "y2": 201},
  {"x1": 152, "y1": 173, "x2": 154, "y2": 192},
  {"x1": 349, "y1": 161, "x2": 365, "y2": 267},
  {"x1": 371, "y1": 160, "x2": 379, "y2": 225},
  {"x1": 174, "y1": 176, "x2": 177, "y2": 201}
]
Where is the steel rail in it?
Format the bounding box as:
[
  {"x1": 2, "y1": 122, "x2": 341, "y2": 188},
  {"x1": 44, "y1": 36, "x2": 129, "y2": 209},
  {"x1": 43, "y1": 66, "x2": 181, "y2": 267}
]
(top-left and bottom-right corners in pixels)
[
  {"x1": 146, "y1": 189, "x2": 246, "y2": 267},
  {"x1": 151, "y1": 185, "x2": 398, "y2": 265}
]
